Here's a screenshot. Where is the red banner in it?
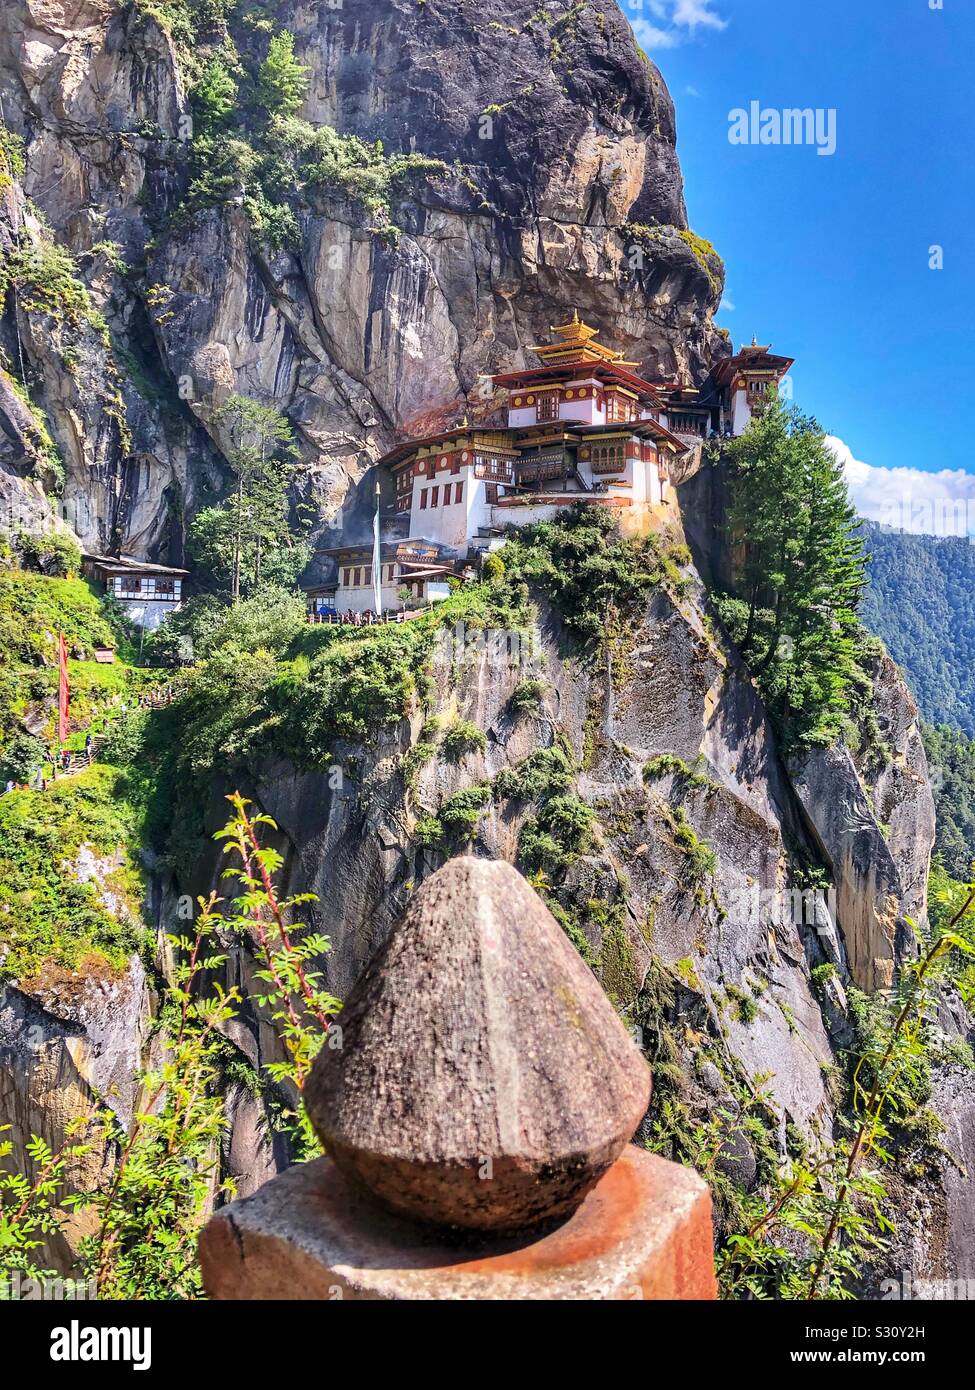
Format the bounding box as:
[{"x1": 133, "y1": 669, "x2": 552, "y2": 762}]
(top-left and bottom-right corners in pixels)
[{"x1": 58, "y1": 631, "x2": 69, "y2": 747}]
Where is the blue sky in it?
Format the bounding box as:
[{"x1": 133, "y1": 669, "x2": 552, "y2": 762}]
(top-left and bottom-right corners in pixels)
[{"x1": 621, "y1": 0, "x2": 974, "y2": 533}]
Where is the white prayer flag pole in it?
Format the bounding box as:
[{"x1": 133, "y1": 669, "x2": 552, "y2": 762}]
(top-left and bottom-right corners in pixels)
[{"x1": 373, "y1": 480, "x2": 383, "y2": 616}]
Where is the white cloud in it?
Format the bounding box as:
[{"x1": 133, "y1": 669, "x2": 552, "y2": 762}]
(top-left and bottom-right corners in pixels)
[
  {"x1": 672, "y1": 0, "x2": 728, "y2": 31},
  {"x1": 625, "y1": 0, "x2": 728, "y2": 52},
  {"x1": 685, "y1": 84, "x2": 702, "y2": 98},
  {"x1": 828, "y1": 435, "x2": 975, "y2": 539},
  {"x1": 630, "y1": 17, "x2": 681, "y2": 50},
  {"x1": 720, "y1": 294, "x2": 735, "y2": 311}
]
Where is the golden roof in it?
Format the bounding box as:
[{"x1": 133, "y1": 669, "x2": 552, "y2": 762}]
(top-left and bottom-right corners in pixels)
[{"x1": 529, "y1": 309, "x2": 640, "y2": 368}]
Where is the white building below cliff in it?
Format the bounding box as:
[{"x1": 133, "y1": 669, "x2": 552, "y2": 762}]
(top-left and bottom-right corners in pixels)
[{"x1": 83, "y1": 554, "x2": 188, "y2": 630}]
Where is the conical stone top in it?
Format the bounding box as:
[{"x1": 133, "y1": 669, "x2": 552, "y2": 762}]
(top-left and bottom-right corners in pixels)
[{"x1": 305, "y1": 857, "x2": 652, "y2": 1231}]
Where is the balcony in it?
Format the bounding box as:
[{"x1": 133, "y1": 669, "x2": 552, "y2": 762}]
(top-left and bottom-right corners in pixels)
[
  {"x1": 668, "y1": 413, "x2": 708, "y2": 439},
  {"x1": 516, "y1": 457, "x2": 571, "y2": 487}
]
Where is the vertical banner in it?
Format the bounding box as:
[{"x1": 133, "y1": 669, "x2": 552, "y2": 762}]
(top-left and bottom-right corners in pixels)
[
  {"x1": 58, "y1": 631, "x2": 69, "y2": 747},
  {"x1": 373, "y1": 481, "x2": 383, "y2": 615}
]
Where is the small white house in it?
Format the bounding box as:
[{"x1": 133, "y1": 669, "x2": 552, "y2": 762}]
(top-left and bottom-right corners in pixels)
[
  {"x1": 309, "y1": 540, "x2": 459, "y2": 617},
  {"x1": 83, "y1": 554, "x2": 188, "y2": 630}
]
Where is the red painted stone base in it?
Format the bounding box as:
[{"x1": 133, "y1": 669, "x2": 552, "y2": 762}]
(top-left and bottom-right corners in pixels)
[{"x1": 199, "y1": 1146, "x2": 717, "y2": 1300}]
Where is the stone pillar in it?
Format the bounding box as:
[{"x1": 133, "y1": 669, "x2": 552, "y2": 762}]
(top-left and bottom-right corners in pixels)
[{"x1": 200, "y1": 858, "x2": 717, "y2": 1300}]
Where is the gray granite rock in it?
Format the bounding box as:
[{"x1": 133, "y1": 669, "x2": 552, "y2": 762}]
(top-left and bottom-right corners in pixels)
[{"x1": 305, "y1": 856, "x2": 652, "y2": 1230}]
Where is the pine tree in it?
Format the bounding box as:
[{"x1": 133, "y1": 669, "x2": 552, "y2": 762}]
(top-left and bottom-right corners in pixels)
[
  {"x1": 719, "y1": 392, "x2": 867, "y2": 746},
  {"x1": 189, "y1": 394, "x2": 308, "y2": 602},
  {"x1": 192, "y1": 55, "x2": 238, "y2": 134},
  {"x1": 256, "y1": 32, "x2": 309, "y2": 118}
]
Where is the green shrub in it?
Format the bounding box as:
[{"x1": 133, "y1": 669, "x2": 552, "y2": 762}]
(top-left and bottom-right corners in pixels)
[
  {"x1": 810, "y1": 962, "x2": 837, "y2": 997},
  {"x1": 0, "y1": 732, "x2": 45, "y2": 783},
  {"x1": 401, "y1": 739, "x2": 438, "y2": 786},
  {"x1": 494, "y1": 743, "x2": 575, "y2": 803},
  {"x1": 668, "y1": 806, "x2": 718, "y2": 885},
  {"x1": 500, "y1": 505, "x2": 679, "y2": 646},
  {"x1": 441, "y1": 719, "x2": 487, "y2": 762},
  {"x1": 0, "y1": 123, "x2": 25, "y2": 180},
  {"x1": 0, "y1": 567, "x2": 132, "y2": 762},
  {"x1": 509, "y1": 676, "x2": 547, "y2": 714},
  {"x1": 3, "y1": 237, "x2": 109, "y2": 343},
  {"x1": 643, "y1": 753, "x2": 711, "y2": 789},
  {"x1": 17, "y1": 529, "x2": 81, "y2": 578},
  {"x1": 519, "y1": 793, "x2": 595, "y2": 874},
  {"x1": 726, "y1": 984, "x2": 759, "y2": 1025},
  {"x1": 482, "y1": 551, "x2": 506, "y2": 583},
  {"x1": 413, "y1": 814, "x2": 444, "y2": 848},
  {"x1": 438, "y1": 783, "x2": 492, "y2": 842}
]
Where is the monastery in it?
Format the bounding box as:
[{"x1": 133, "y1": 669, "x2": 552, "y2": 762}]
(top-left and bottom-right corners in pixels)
[{"x1": 311, "y1": 319, "x2": 792, "y2": 617}]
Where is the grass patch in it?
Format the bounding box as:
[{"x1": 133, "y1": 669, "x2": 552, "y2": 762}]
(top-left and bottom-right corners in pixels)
[
  {"x1": 0, "y1": 566, "x2": 137, "y2": 763},
  {"x1": 0, "y1": 766, "x2": 148, "y2": 984}
]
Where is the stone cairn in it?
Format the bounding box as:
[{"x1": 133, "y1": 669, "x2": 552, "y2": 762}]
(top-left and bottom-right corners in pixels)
[{"x1": 199, "y1": 858, "x2": 716, "y2": 1299}]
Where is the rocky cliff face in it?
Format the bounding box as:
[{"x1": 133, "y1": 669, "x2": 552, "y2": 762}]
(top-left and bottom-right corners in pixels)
[
  {"x1": 136, "y1": 506, "x2": 960, "y2": 1288},
  {"x1": 0, "y1": 0, "x2": 723, "y2": 557},
  {"x1": 6, "y1": 526, "x2": 960, "y2": 1285}
]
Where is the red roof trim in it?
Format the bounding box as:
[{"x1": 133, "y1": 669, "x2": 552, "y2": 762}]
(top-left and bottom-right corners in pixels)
[{"x1": 492, "y1": 361, "x2": 666, "y2": 406}]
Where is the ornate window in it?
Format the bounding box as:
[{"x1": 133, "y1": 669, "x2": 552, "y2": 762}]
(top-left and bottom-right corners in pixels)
[
  {"x1": 474, "y1": 455, "x2": 512, "y2": 482},
  {"x1": 590, "y1": 443, "x2": 627, "y2": 474},
  {"x1": 605, "y1": 394, "x2": 631, "y2": 424}
]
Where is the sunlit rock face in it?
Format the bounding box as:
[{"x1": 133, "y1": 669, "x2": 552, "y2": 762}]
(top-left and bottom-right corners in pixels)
[{"x1": 0, "y1": 0, "x2": 723, "y2": 557}]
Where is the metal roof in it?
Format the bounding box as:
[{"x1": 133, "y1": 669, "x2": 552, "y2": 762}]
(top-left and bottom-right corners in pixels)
[{"x1": 84, "y1": 553, "x2": 189, "y2": 576}]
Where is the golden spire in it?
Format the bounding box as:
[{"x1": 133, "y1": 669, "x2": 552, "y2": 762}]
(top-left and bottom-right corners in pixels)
[{"x1": 529, "y1": 312, "x2": 639, "y2": 367}]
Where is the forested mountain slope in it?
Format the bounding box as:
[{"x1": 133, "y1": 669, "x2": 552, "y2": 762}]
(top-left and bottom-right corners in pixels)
[{"x1": 861, "y1": 521, "x2": 975, "y2": 736}]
